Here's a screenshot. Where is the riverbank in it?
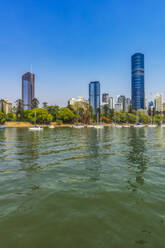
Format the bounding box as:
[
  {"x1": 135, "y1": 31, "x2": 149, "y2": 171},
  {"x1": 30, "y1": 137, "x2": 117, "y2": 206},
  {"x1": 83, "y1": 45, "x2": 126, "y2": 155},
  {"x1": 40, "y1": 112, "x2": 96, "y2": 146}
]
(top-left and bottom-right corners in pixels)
[
  {"x1": 2, "y1": 122, "x2": 152, "y2": 128},
  {"x1": 4, "y1": 122, "x2": 75, "y2": 128}
]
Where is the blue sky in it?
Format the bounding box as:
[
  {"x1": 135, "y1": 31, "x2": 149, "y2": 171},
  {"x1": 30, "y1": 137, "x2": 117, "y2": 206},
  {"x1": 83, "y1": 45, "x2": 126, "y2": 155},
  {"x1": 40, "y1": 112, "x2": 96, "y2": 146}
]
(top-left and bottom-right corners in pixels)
[{"x1": 0, "y1": 0, "x2": 165, "y2": 106}]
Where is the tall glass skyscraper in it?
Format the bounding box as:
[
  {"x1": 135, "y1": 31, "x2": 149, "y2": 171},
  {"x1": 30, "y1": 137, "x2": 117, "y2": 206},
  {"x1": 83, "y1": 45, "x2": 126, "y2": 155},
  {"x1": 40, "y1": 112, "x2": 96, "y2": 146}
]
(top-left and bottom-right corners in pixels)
[
  {"x1": 131, "y1": 53, "x2": 145, "y2": 110},
  {"x1": 22, "y1": 72, "x2": 35, "y2": 110},
  {"x1": 89, "y1": 81, "x2": 100, "y2": 114}
]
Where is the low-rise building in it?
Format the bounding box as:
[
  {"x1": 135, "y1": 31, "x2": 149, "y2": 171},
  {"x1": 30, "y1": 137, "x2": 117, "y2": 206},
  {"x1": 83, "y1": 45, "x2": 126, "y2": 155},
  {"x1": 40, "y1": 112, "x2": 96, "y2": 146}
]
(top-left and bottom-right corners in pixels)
[
  {"x1": 125, "y1": 98, "x2": 131, "y2": 112},
  {"x1": 102, "y1": 93, "x2": 109, "y2": 104},
  {"x1": 0, "y1": 99, "x2": 13, "y2": 114},
  {"x1": 163, "y1": 103, "x2": 165, "y2": 113},
  {"x1": 68, "y1": 96, "x2": 89, "y2": 111},
  {"x1": 115, "y1": 103, "x2": 123, "y2": 112},
  {"x1": 154, "y1": 94, "x2": 163, "y2": 112}
]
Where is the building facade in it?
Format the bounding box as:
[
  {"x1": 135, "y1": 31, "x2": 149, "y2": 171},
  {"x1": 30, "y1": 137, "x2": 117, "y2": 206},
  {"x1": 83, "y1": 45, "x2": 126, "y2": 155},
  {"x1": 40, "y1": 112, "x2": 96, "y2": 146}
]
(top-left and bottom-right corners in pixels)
[
  {"x1": 115, "y1": 103, "x2": 123, "y2": 112},
  {"x1": 0, "y1": 99, "x2": 12, "y2": 114},
  {"x1": 154, "y1": 93, "x2": 163, "y2": 112},
  {"x1": 102, "y1": 93, "x2": 109, "y2": 104},
  {"x1": 109, "y1": 97, "x2": 114, "y2": 110},
  {"x1": 131, "y1": 53, "x2": 145, "y2": 110},
  {"x1": 125, "y1": 98, "x2": 131, "y2": 112},
  {"x1": 68, "y1": 96, "x2": 89, "y2": 111},
  {"x1": 117, "y1": 95, "x2": 125, "y2": 111},
  {"x1": 22, "y1": 72, "x2": 35, "y2": 110},
  {"x1": 89, "y1": 81, "x2": 100, "y2": 114}
]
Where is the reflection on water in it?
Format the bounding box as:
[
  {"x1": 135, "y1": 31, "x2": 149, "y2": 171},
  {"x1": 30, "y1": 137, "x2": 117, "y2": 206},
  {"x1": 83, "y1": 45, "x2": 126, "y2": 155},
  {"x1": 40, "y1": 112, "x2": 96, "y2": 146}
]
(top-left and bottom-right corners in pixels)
[
  {"x1": 127, "y1": 128, "x2": 149, "y2": 190},
  {"x1": 0, "y1": 127, "x2": 165, "y2": 248}
]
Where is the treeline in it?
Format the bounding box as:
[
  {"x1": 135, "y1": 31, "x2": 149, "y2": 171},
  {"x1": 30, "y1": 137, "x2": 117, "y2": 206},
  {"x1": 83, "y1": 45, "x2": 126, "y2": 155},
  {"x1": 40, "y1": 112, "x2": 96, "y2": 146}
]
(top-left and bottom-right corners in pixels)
[
  {"x1": 0, "y1": 98, "x2": 82, "y2": 124},
  {"x1": 0, "y1": 98, "x2": 165, "y2": 125},
  {"x1": 101, "y1": 105, "x2": 164, "y2": 125}
]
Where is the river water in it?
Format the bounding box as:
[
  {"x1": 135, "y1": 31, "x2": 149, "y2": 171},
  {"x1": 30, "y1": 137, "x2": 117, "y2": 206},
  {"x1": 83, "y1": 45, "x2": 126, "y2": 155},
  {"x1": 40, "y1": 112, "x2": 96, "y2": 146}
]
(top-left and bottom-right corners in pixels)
[{"x1": 0, "y1": 127, "x2": 164, "y2": 247}]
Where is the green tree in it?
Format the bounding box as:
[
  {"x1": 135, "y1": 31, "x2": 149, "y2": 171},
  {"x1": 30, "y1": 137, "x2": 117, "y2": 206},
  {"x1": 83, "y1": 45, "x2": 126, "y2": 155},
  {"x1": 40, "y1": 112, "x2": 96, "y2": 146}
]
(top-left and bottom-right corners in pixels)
[
  {"x1": 154, "y1": 114, "x2": 163, "y2": 125},
  {"x1": 23, "y1": 110, "x2": 32, "y2": 121},
  {"x1": 16, "y1": 99, "x2": 24, "y2": 121},
  {"x1": 78, "y1": 107, "x2": 84, "y2": 122},
  {"x1": 113, "y1": 112, "x2": 121, "y2": 123},
  {"x1": 0, "y1": 111, "x2": 6, "y2": 124},
  {"x1": 57, "y1": 107, "x2": 76, "y2": 123},
  {"x1": 86, "y1": 105, "x2": 94, "y2": 124},
  {"x1": 6, "y1": 113, "x2": 16, "y2": 121},
  {"x1": 103, "y1": 104, "x2": 109, "y2": 117},
  {"x1": 96, "y1": 107, "x2": 100, "y2": 122},
  {"x1": 0, "y1": 99, "x2": 5, "y2": 113},
  {"x1": 31, "y1": 98, "x2": 39, "y2": 109},
  {"x1": 47, "y1": 105, "x2": 60, "y2": 121},
  {"x1": 25, "y1": 108, "x2": 53, "y2": 124},
  {"x1": 42, "y1": 102, "x2": 48, "y2": 109},
  {"x1": 138, "y1": 112, "x2": 151, "y2": 124},
  {"x1": 12, "y1": 106, "x2": 17, "y2": 113},
  {"x1": 128, "y1": 113, "x2": 136, "y2": 123},
  {"x1": 120, "y1": 112, "x2": 127, "y2": 123}
]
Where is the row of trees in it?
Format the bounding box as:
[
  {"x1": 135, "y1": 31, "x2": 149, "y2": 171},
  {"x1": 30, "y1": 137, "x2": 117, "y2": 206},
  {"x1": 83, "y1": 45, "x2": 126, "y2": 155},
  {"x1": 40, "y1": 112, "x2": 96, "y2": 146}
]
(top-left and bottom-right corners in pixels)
[
  {"x1": 0, "y1": 98, "x2": 80, "y2": 124},
  {"x1": 0, "y1": 98, "x2": 165, "y2": 125},
  {"x1": 101, "y1": 105, "x2": 164, "y2": 124}
]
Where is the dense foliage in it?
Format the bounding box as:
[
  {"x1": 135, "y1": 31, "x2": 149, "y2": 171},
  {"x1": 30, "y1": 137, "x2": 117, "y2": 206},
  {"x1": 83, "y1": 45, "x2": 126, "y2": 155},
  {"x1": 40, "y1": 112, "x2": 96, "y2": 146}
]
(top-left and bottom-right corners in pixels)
[
  {"x1": 57, "y1": 107, "x2": 76, "y2": 123},
  {"x1": 0, "y1": 111, "x2": 6, "y2": 124},
  {"x1": 1, "y1": 98, "x2": 165, "y2": 125},
  {"x1": 23, "y1": 108, "x2": 53, "y2": 124}
]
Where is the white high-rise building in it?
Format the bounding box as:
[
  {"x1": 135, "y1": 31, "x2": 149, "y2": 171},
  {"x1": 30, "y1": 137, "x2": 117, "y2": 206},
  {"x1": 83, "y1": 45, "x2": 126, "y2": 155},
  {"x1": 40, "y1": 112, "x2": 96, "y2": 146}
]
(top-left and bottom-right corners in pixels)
[
  {"x1": 109, "y1": 97, "x2": 114, "y2": 110},
  {"x1": 154, "y1": 94, "x2": 163, "y2": 112}
]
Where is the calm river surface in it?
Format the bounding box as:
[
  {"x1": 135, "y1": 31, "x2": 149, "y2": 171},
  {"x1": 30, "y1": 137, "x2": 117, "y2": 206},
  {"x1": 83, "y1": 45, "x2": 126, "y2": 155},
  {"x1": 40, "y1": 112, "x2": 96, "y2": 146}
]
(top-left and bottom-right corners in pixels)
[{"x1": 0, "y1": 127, "x2": 165, "y2": 247}]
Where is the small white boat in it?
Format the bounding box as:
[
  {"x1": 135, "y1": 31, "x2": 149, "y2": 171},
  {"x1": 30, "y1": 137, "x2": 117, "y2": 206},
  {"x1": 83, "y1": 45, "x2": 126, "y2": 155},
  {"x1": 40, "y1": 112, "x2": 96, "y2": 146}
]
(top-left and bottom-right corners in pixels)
[
  {"x1": 49, "y1": 125, "x2": 55, "y2": 129},
  {"x1": 72, "y1": 125, "x2": 84, "y2": 129},
  {"x1": 134, "y1": 124, "x2": 145, "y2": 128},
  {"x1": 29, "y1": 125, "x2": 43, "y2": 131},
  {"x1": 94, "y1": 125, "x2": 104, "y2": 129},
  {"x1": 148, "y1": 124, "x2": 157, "y2": 128},
  {"x1": 123, "y1": 125, "x2": 130, "y2": 128},
  {"x1": 161, "y1": 124, "x2": 165, "y2": 128},
  {"x1": 87, "y1": 125, "x2": 95, "y2": 128},
  {"x1": 115, "y1": 125, "x2": 122, "y2": 128}
]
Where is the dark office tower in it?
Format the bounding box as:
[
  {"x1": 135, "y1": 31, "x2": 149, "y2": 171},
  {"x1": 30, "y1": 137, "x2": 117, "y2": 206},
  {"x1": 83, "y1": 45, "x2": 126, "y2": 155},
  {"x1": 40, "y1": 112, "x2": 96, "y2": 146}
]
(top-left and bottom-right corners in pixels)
[
  {"x1": 89, "y1": 81, "x2": 100, "y2": 114},
  {"x1": 102, "y1": 93, "x2": 109, "y2": 104},
  {"x1": 131, "y1": 53, "x2": 145, "y2": 110},
  {"x1": 22, "y1": 72, "x2": 35, "y2": 110}
]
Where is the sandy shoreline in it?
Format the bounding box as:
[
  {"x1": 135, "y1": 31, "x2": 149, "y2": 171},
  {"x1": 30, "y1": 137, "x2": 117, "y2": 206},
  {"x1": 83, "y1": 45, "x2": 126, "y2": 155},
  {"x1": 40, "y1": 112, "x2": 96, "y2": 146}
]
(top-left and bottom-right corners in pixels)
[{"x1": 2, "y1": 122, "x2": 139, "y2": 128}]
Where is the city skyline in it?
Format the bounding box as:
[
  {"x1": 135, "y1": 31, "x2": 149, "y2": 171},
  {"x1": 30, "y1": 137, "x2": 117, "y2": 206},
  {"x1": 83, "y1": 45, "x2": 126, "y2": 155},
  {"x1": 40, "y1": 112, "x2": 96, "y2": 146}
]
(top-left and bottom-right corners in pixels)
[
  {"x1": 1, "y1": 0, "x2": 165, "y2": 106},
  {"x1": 1, "y1": 50, "x2": 164, "y2": 108}
]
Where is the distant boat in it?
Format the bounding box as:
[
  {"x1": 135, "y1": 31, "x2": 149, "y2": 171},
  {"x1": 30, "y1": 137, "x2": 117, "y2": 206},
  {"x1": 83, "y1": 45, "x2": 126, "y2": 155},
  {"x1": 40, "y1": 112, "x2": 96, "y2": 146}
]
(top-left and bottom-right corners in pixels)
[
  {"x1": 94, "y1": 125, "x2": 104, "y2": 129},
  {"x1": 49, "y1": 125, "x2": 55, "y2": 129},
  {"x1": 71, "y1": 125, "x2": 84, "y2": 129},
  {"x1": 148, "y1": 124, "x2": 157, "y2": 128},
  {"x1": 134, "y1": 123, "x2": 145, "y2": 128},
  {"x1": 87, "y1": 125, "x2": 95, "y2": 128},
  {"x1": 29, "y1": 125, "x2": 43, "y2": 131},
  {"x1": 123, "y1": 125, "x2": 130, "y2": 128},
  {"x1": 161, "y1": 124, "x2": 165, "y2": 128},
  {"x1": 115, "y1": 124, "x2": 122, "y2": 128},
  {"x1": 0, "y1": 126, "x2": 5, "y2": 130}
]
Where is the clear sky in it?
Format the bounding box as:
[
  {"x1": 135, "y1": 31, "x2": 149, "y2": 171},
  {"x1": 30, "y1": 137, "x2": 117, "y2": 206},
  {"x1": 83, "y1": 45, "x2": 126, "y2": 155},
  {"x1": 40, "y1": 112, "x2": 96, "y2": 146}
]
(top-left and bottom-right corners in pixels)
[{"x1": 0, "y1": 0, "x2": 165, "y2": 106}]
